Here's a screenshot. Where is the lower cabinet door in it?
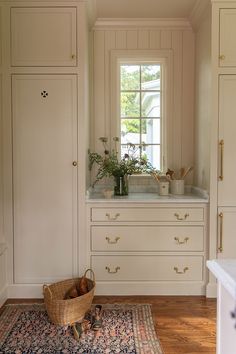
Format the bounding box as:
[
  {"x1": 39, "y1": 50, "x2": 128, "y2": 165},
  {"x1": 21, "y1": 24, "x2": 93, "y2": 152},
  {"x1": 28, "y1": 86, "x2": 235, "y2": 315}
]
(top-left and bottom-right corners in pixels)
[
  {"x1": 12, "y1": 75, "x2": 78, "y2": 283},
  {"x1": 91, "y1": 255, "x2": 203, "y2": 281},
  {"x1": 217, "y1": 207, "x2": 236, "y2": 258}
]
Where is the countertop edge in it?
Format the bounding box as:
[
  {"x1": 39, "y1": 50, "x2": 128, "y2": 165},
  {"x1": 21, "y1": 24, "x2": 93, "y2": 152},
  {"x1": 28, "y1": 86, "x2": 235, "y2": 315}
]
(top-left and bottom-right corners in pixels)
[
  {"x1": 86, "y1": 192, "x2": 209, "y2": 204},
  {"x1": 207, "y1": 259, "x2": 236, "y2": 299}
]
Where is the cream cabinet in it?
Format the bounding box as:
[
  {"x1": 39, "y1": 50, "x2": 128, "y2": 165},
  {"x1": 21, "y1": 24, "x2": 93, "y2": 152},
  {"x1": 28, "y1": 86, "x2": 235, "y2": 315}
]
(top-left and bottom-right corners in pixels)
[
  {"x1": 219, "y1": 9, "x2": 236, "y2": 67},
  {"x1": 209, "y1": 3, "x2": 236, "y2": 297},
  {"x1": 12, "y1": 75, "x2": 78, "y2": 284},
  {"x1": 216, "y1": 76, "x2": 236, "y2": 259},
  {"x1": 218, "y1": 75, "x2": 236, "y2": 206},
  {"x1": 217, "y1": 208, "x2": 236, "y2": 258},
  {"x1": 87, "y1": 201, "x2": 208, "y2": 295},
  {"x1": 11, "y1": 7, "x2": 77, "y2": 66}
]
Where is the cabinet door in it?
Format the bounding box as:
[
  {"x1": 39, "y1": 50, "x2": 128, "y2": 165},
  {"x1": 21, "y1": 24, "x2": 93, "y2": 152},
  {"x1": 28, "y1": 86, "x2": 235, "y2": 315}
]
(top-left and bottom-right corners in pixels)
[
  {"x1": 218, "y1": 76, "x2": 236, "y2": 206},
  {"x1": 217, "y1": 208, "x2": 236, "y2": 258},
  {"x1": 12, "y1": 75, "x2": 78, "y2": 283},
  {"x1": 219, "y1": 9, "x2": 236, "y2": 67},
  {"x1": 11, "y1": 7, "x2": 77, "y2": 66}
]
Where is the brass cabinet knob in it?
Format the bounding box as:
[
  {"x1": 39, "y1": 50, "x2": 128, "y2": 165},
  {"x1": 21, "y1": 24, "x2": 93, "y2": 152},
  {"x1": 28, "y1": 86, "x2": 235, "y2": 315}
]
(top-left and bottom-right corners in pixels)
[
  {"x1": 72, "y1": 54, "x2": 76, "y2": 59},
  {"x1": 219, "y1": 54, "x2": 225, "y2": 60},
  {"x1": 72, "y1": 161, "x2": 77, "y2": 166}
]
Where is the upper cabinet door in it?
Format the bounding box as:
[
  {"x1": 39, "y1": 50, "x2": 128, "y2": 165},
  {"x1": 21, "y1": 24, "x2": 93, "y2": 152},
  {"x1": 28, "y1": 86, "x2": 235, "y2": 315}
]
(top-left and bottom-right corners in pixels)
[
  {"x1": 218, "y1": 75, "x2": 236, "y2": 206},
  {"x1": 219, "y1": 9, "x2": 236, "y2": 67},
  {"x1": 11, "y1": 7, "x2": 77, "y2": 67}
]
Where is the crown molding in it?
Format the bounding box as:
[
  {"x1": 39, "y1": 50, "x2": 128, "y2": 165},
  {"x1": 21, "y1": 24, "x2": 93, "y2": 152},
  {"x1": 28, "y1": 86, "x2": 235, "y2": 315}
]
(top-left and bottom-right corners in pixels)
[
  {"x1": 189, "y1": 0, "x2": 211, "y2": 31},
  {"x1": 93, "y1": 17, "x2": 192, "y2": 30}
]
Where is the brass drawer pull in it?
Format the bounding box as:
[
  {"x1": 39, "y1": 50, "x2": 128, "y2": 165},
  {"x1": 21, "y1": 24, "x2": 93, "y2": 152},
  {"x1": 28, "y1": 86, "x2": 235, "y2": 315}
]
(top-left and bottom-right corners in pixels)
[
  {"x1": 105, "y1": 266, "x2": 120, "y2": 274},
  {"x1": 174, "y1": 237, "x2": 189, "y2": 245},
  {"x1": 219, "y1": 54, "x2": 225, "y2": 60},
  {"x1": 174, "y1": 213, "x2": 189, "y2": 221},
  {"x1": 105, "y1": 236, "x2": 120, "y2": 244},
  {"x1": 174, "y1": 266, "x2": 189, "y2": 274},
  {"x1": 218, "y1": 212, "x2": 223, "y2": 253},
  {"x1": 105, "y1": 213, "x2": 120, "y2": 221},
  {"x1": 219, "y1": 139, "x2": 224, "y2": 181}
]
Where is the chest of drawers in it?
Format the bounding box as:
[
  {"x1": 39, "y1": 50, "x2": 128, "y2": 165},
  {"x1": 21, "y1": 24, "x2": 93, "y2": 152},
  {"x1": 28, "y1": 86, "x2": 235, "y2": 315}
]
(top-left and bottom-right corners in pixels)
[{"x1": 86, "y1": 198, "x2": 208, "y2": 295}]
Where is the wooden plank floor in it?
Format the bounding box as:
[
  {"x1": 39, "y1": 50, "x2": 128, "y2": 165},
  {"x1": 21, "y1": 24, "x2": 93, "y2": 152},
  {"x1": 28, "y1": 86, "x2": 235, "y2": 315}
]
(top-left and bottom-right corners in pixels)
[
  {"x1": 3, "y1": 296, "x2": 216, "y2": 354},
  {"x1": 94, "y1": 296, "x2": 216, "y2": 354}
]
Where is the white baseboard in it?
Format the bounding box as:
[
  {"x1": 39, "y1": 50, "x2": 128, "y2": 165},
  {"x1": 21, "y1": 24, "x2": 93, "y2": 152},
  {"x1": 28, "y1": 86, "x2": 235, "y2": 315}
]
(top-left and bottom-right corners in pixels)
[
  {"x1": 7, "y1": 282, "x2": 207, "y2": 298},
  {"x1": 0, "y1": 285, "x2": 8, "y2": 307},
  {"x1": 8, "y1": 284, "x2": 44, "y2": 299},
  {"x1": 94, "y1": 281, "x2": 206, "y2": 296},
  {"x1": 206, "y1": 282, "x2": 217, "y2": 298}
]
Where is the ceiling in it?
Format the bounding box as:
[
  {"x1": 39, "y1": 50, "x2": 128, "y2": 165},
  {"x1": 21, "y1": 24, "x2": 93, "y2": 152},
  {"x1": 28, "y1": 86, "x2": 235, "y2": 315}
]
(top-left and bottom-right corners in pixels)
[{"x1": 95, "y1": 0, "x2": 201, "y2": 19}]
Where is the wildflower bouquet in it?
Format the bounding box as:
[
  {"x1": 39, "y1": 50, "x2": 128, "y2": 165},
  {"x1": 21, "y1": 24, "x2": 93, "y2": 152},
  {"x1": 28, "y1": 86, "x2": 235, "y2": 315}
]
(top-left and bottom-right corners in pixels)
[{"x1": 88, "y1": 137, "x2": 154, "y2": 190}]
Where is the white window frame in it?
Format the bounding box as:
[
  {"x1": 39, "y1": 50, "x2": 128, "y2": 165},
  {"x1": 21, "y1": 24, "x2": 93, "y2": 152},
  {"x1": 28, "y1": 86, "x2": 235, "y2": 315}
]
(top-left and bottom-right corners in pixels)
[{"x1": 110, "y1": 49, "x2": 173, "y2": 172}]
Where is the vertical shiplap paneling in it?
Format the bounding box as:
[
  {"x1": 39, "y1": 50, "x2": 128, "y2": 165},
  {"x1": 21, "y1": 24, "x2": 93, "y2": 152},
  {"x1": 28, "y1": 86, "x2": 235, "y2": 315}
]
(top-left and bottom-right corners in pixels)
[
  {"x1": 160, "y1": 30, "x2": 172, "y2": 49},
  {"x1": 93, "y1": 30, "x2": 105, "y2": 151},
  {"x1": 138, "y1": 30, "x2": 149, "y2": 49},
  {"x1": 149, "y1": 29, "x2": 161, "y2": 49},
  {"x1": 104, "y1": 31, "x2": 116, "y2": 146},
  {"x1": 182, "y1": 30, "x2": 195, "y2": 184},
  {"x1": 115, "y1": 30, "x2": 127, "y2": 49},
  {"x1": 171, "y1": 31, "x2": 183, "y2": 171},
  {"x1": 92, "y1": 25, "x2": 195, "y2": 175},
  {"x1": 127, "y1": 30, "x2": 138, "y2": 49}
]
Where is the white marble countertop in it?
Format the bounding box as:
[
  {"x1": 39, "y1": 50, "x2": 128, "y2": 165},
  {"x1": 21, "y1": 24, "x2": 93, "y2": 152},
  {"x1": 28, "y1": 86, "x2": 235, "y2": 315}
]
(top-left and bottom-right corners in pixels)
[
  {"x1": 86, "y1": 190, "x2": 209, "y2": 204},
  {"x1": 207, "y1": 259, "x2": 236, "y2": 299}
]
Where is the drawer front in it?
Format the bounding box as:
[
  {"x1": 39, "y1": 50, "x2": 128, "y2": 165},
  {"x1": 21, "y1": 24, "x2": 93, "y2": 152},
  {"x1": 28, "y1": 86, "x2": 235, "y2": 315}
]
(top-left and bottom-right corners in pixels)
[
  {"x1": 91, "y1": 255, "x2": 203, "y2": 281},
  {"x1": 91, "y1": 207, "x2": 204, "y2": 222},
  {"x1": 91, "y1": 226, "x2": 204, "y2": 252}
]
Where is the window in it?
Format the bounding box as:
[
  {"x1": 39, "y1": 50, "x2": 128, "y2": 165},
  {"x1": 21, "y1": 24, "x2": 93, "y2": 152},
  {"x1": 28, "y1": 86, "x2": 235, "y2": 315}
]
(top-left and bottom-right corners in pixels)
[{"x1": 119, "y1": 62, "x2": 163, "y2": 170}]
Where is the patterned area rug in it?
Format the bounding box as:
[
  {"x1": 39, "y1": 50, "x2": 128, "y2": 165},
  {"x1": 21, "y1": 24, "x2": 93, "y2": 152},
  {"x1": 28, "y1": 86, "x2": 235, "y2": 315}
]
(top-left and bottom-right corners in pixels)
[{"x1": 0, "y1": 303, "x2": 163, "y2": 353}]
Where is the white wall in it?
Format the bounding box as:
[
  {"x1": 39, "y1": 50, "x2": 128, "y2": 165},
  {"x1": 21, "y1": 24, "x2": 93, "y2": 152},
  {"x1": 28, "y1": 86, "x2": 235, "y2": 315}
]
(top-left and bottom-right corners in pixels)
[
  {"x1": 194, "y1": 9, "x2": 211, "y2": 190},
  {"x1": 91, "y1": 21, "x2": 195, "y2": 182}
]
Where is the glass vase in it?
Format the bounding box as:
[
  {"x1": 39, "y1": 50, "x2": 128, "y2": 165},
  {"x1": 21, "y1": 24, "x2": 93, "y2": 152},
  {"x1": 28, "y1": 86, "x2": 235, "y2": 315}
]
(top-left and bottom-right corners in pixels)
[{"x1": 114, "y1": 175, "x2": 129, "y2": 196}]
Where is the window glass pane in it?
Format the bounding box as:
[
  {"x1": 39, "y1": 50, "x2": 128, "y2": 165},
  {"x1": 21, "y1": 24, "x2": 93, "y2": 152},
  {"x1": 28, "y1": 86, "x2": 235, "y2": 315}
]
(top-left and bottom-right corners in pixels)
[
  {"x1": 141, "y1": 92, "x2": 160, "y2": 117},
  {"x1": 141, "y1": 145, "x2": 160, "y2": 170},
  {"x1": 120, "y1": 65, "x2": 140, "y2": 90},
  {"x1": 121, "y1": 119, "x2": 140, "y2": 144},
  {"x1": 141, "y1": 119, "x2": 160, "y2": 144},
  {"x1": 141, "y1": 65, "x2": 160, "y2": 90},
  {"x1": 121, "y1": 144, "x2": 140, "y2": 159},
  {"x1": 120, "y1": 92, "x2": 140, "y2": 117}
]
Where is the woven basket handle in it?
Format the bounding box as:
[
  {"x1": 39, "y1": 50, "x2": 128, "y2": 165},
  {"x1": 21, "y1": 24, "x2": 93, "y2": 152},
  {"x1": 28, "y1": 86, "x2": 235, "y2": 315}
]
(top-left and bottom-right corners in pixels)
[
  {"x1": 43, "y1": 284, "x2": 53, "y2": 299},
  {"x1": 83, "y1": 268, "x2": 95, "y2": 282}
]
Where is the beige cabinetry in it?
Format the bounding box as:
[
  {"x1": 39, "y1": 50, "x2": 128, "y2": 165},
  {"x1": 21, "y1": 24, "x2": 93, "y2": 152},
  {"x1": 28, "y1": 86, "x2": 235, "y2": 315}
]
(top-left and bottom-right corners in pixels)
[
  {"x1": 0, "y1": 0, "x2": 90, "y2": 298},
  {"x1": 217, "y1": 76, "x2": 236, "y2": 257},
  {"x1": 11, "y1": 7, "x2": 77, "y2": 67},
  {"x1": 211, "y1": 3, "x2": 236, "y2": 265},
  {"x1": 12, "y1": 75, "x2": 78, "y2": 283},
  {"x1": 217, "y1": 208, "x2": 236, "y2": 258},
  {"x1": 218, "y1": 75, "x2": 236, "y2": 206},
  {"x1": 209, "y1": 1, "x2": 236, "y2": 297},
  {"x1": 219, "y1": 9, "x2": 236, "y2": 67},
  {"x1": 87, "y1": 201, "x2": 207, "y2": 295}
]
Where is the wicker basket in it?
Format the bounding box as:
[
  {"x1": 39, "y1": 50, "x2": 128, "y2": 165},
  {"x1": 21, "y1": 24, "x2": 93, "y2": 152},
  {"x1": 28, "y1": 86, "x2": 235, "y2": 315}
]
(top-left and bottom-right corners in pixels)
[{"x1": 43, "y1": 269, "x2": 95, "y2": 326}]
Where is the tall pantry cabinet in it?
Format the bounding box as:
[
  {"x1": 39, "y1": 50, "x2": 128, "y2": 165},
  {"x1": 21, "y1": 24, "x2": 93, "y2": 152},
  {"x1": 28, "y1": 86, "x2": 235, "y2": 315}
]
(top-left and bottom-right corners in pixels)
[
  {"x1": 1, "y1": 1, "x2": 90, "y2": 297},
  {"x1": 208, "y1": 1, "x2": 236, "y2": 295}
]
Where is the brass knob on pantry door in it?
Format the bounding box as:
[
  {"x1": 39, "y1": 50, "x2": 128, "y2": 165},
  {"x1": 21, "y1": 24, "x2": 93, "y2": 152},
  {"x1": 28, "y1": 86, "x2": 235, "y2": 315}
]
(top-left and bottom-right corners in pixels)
[
  {"x1": 72, "y1": 161, "x2": 77, "y2": 166},
  {"x1": 219, "y1": 54, "x2": 225, "y2": 60}
]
